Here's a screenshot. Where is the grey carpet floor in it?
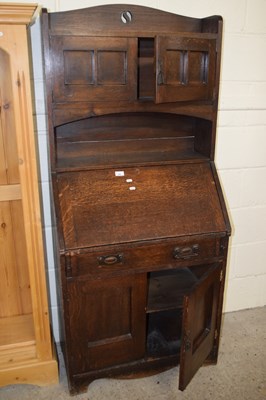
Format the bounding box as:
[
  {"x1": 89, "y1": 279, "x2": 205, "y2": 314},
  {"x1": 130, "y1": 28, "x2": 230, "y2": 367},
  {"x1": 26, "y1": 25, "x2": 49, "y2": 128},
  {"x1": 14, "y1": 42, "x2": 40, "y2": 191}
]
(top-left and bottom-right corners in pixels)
[{"x1": 1, "y1": 306, "x2": 265, "y2": 400}]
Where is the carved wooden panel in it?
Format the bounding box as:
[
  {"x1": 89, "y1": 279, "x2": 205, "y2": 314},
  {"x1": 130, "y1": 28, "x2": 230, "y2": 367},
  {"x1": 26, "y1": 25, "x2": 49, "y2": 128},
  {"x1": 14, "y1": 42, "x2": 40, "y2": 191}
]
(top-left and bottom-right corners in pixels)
[
  {"x1": 156, "y1": 36, "x2": 216, "y2": 103},
  {"x1": 50, "y1": 36, "x2": 137, "y2": 102}
]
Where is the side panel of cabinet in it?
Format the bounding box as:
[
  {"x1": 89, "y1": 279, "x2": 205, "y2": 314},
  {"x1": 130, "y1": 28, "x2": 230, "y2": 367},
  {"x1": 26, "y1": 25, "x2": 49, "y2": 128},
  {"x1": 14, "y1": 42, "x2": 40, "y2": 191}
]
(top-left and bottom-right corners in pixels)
[
  {"x1": 179, "y1": 262, "x2": 222, "y2": 390},
  {"x1": 50, "y1": 36, "x2": 138, "y2": 102},
  {"x1": 155, "y1": 36, "x2": 216, "y2": 103},
  {"x1": 65, "y1": 273, "x2": 147, "y2": 374}
]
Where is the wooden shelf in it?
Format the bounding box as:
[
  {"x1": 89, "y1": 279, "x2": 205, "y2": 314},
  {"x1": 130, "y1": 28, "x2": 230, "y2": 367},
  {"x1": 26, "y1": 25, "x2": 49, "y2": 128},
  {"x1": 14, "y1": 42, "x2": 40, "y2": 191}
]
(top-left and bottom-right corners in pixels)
[
  {"x1": 147, "y1": 269, "x2": 198, "y2": 313},
  {"x1": 54, "y1": 112, "x2": 210, "y2": 171},
  {"x1": 56, "y1": 137, "x2": 208, "y2": 170}
]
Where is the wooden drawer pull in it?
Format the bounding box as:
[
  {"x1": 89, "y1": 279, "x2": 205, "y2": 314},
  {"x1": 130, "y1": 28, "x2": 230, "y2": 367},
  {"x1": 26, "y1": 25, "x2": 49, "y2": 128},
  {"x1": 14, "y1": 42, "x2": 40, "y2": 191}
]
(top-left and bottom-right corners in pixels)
[
  {"x1": 97, "y1": 254, "x2": 123, "y2": 265},
  {"x1": 173, "y1": 244, "x2": 199, "y2": 260}
]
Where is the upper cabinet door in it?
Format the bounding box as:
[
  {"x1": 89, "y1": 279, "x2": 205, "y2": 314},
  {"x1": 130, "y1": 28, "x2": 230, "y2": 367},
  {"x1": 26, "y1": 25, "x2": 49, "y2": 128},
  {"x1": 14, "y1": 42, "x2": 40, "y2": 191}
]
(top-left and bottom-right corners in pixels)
[
  {"x1": 155, "y1": 36, "x2": 216, "y2": 103},
  {"x1": 50, "y1": 36, "x2": 138, "y2": 102},
  {"x1": 179, "y1": 262, "x2": 222, "y2": 390}
]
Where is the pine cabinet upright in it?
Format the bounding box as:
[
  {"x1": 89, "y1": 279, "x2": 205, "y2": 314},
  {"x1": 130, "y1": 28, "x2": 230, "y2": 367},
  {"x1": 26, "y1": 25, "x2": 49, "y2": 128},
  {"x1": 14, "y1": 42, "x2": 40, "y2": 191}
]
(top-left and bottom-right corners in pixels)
[{"x1": 0, "y1": 3, "x2": 58, "y2": 387}]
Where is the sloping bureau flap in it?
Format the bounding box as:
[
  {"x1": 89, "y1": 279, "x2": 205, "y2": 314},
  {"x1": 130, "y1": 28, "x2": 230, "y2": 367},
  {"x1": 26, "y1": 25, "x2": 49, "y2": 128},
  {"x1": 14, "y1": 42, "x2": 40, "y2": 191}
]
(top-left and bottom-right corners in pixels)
[{"x1": 56, "y1": 163, "x2": 226, "y2": 250}]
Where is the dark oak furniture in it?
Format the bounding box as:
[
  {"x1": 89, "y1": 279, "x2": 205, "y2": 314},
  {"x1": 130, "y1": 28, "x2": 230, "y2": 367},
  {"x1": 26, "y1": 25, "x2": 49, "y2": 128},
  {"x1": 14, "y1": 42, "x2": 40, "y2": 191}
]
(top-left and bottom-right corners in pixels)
[{"x1": 42, "y1": 4, "x2": 231, "y2": 394}]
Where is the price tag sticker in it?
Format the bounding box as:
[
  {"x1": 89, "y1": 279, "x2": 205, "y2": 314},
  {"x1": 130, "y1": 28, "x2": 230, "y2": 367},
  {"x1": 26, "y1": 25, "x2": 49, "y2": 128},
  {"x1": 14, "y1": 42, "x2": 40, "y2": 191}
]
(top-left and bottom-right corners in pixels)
[{"x1": 115, "y1": 171, "x2": 125, "y2": 177}]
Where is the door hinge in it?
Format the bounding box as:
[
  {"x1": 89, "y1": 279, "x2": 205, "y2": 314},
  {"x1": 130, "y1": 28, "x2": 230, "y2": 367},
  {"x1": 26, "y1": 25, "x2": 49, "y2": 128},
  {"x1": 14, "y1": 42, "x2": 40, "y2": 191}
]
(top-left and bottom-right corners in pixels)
[
  {"x1": 65, "y1": 251, "x2": 78, "y2": 278},
  {"x1": 65, "y1": 255, "x2": 72, "y2": 278},
  {"x1": 184, "y1": 335, "x2": 192, "y2": 352},
  {"x1": 220, "y1": 270, "x2": 223, "y2": 282},
  {"x1": 214, "y1": 329, "x2": 218, "y2": 340}
]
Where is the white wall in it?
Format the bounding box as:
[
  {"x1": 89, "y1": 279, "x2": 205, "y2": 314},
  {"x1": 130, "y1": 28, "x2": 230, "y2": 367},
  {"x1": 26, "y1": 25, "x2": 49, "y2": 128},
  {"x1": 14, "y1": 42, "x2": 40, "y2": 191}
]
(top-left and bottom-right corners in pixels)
[{"x1": 24, "y1": 0, "x2": 266, "y2": 341}]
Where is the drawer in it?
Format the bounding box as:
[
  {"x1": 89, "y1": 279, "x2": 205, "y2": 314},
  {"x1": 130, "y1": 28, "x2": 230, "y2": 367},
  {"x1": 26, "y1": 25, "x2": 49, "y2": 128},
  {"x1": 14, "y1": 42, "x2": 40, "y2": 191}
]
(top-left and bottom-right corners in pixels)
[{"x1": 64, "y1": 235, "x2": 224, "y2": 279}]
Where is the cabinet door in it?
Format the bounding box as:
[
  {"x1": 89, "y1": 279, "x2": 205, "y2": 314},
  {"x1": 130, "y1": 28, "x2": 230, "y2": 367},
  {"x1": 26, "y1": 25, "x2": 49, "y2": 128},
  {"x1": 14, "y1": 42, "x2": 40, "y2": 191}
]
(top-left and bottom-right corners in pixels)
[
  {"x1": 179, "y1": 263, "x2": 222, "y2": 390},
  {"x1": 155, "y1": 36, "x2": 216, "y2": 103},
  {"x1": 66, "y1": 273, "x2": 147, "y2": 374},
  {"x1": 50, "y1": 36, "x2": 137, "y2": 102}
]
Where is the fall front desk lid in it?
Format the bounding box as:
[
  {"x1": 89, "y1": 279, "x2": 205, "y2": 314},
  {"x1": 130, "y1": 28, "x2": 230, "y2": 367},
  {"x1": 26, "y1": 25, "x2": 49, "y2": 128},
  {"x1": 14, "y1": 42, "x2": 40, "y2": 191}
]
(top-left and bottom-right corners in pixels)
[{"x1": 57, "y1": 163, "x2": 227, "y2": 250}]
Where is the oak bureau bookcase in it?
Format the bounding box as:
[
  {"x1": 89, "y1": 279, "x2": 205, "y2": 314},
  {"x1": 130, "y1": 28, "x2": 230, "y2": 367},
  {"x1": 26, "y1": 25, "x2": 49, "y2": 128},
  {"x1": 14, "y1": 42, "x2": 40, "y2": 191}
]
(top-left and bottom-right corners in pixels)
[{"x1": 42, "y1": 4, "x2": 231, "y2": 394}]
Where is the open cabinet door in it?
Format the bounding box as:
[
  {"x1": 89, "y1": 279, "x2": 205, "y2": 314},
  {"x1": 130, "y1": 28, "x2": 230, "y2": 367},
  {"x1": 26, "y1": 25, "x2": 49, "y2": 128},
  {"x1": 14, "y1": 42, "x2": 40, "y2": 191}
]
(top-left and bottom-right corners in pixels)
[
  {"x1": 155, "y1": 36, "x2": 216, "y2": 104},
  {"x1": 179, "y1": 262, "x2": 222, "y2": 390}
]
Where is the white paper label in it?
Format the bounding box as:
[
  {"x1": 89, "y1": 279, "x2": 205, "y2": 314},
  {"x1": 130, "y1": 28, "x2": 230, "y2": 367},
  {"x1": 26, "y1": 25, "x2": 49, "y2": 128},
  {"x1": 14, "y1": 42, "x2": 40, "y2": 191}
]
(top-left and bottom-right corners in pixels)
[
  {"x1": 126, "y1": 178, "x2": 133, "y2": 183},
  {"x1": 129, "y1": 186, "x2": 136, "y2": 191},
  {"x1": 115, "y1": 171, "x2": 125, "y2": 177}
]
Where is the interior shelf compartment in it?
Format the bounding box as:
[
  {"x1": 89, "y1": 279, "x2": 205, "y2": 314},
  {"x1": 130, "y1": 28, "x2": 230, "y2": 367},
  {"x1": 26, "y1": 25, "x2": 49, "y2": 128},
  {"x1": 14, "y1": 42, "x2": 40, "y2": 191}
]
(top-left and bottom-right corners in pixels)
[
  {"x1": 56, "y1": 137, "x2": 207, "y2": 170},
  {"x1": 147, "y1": 268, "x2": 198, "y2": 313},
  {"x1": 55, "y1": 112, "x2": 212, "y2": 170},
  {"x1": 146, "y1": 309, "x2": 182, "y2": 357},
  {"x1": 138, "y1": 38, "x2": 155, "y2": 101}
]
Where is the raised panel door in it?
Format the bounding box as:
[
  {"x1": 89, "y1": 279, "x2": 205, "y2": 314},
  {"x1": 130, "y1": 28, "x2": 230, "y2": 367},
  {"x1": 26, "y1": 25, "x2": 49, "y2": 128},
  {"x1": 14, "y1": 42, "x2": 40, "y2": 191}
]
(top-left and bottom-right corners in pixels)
[
  {"x1": 66, "y1": 273, "x2": 147, "y2": 374},
  {"x1": 50, "y1": 36, "x2": 137, "y2": 102},
  {"x1": 156, "y1": 36, "x2": 216, "y2": 103},
  {"x1": 179, "y1": 262, "x2": 222, "y2": 390}
]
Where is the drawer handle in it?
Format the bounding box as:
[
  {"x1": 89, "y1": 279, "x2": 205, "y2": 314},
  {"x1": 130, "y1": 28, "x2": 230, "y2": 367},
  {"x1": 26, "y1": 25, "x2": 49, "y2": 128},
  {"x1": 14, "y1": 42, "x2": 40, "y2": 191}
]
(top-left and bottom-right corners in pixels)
[
  {"x1": 97, "y1": 254, "x2": 123, "y2": 266},
  {"x1": 173, "y1": 244, "x2": 199, "y2": 260}
]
